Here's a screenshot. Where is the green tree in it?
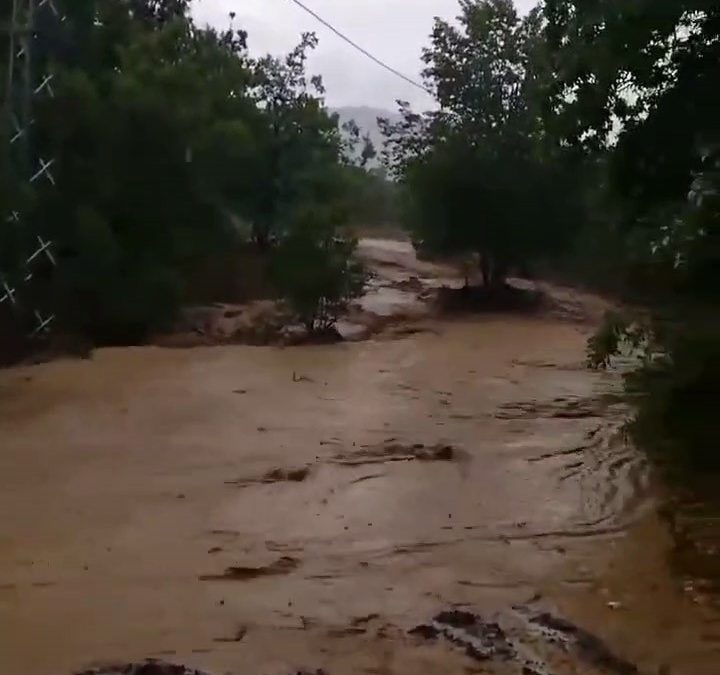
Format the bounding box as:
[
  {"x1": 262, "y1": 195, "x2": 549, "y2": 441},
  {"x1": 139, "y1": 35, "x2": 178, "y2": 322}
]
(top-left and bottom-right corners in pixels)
[
  {"x1": 246, "y1": 33, "x2": 366, "y2": 331},
  {"x1": 2, "y1": 2, "x2": 365, "y2": 347},
  {"x1": 383, "y1": 0, "x2": 576, "y2": 287},
  {"x1": 271, "y1": 210, "x2": 365, "y2": 334},
  {"x1": 248, "y1": 33, "x2": 346, "y2": 249},
  {"x1": 547, "y1": 1, "x2": 720, "y2": 468},
  {"x1": 545, "y1": 0, "x2": 719, "y2": 296},
  {"x1": 27, "y1": 4, "x2": 262, "y2": 342}
]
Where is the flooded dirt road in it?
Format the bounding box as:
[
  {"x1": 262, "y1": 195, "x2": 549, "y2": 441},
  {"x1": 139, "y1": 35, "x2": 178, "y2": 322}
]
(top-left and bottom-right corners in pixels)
[{"x1": 1, "y1": 241, "x2": 718, "y2": 675}]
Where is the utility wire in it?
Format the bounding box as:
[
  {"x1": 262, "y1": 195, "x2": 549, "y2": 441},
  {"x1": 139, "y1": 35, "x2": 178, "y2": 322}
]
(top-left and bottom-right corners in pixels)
[{"x1": 285, "y1": 0, "x2": 435, "y2": 97}]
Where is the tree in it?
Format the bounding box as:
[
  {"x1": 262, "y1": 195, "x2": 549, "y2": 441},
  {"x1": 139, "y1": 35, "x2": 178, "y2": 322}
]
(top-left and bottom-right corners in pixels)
[
  {"x1": 547, "y1": 1, "x2": 720, "y2": 467},
  {"x1": 545, "y1": 0, "x2": 720, "y2": 297},
  {"x1": 383, "y1": 0, "x2": 576, "y2": 288},
  {"x1": 23, "y1": 4, "x2": 263, "y2": 342},
  {"x1": 271, "y1": 210, "x2": 365, "y2": 334},
  {"x1": 1, "y1": 3, "x2": 365, "y2": 348},
  {"x1": 248, "y1": 33, "x2": 346, "y2": 249},
  {"x1": 243, "y1": 32, "x2": 367, "y2": 331}
]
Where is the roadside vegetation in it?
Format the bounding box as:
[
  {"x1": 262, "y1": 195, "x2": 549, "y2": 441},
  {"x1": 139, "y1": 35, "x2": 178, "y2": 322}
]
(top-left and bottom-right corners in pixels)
[{"x1": 0, "y1": 0, "x2": 386, "y2": 348}]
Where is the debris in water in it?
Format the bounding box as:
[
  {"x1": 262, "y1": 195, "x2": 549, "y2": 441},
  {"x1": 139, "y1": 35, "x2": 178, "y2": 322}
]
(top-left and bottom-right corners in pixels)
[
  {"x1": 225, "y1": 466, "x2": 311, "y2": 487},
  {"x1": 264, "y1": 467, "x2": 311, "y2": 482},
  {"x1": 199, "y1": 556, "x2": 300, "y2": 581},
  {"x1": 412, "y1": 606, "x2": 640, "y2": 675},
  {"x1": 351, "y1": 613, "x2": 380, "y2": 626},
  {"x1": 332, "y1": 441, "x2": 459, "y2": 466},
  {"x1": 496, "y1": 396, "x2": 611, "y2": 421},
  {"x1": 522, "y1": 609, "x2": 638, "y2": 674},
  {"x1": 72, "y1": 663, "x2": 214, "y2": 675},
  {"x1": 213, "y1": 626, "x2": 248, "y2": 643},
  {"x1": 410, "y1": 610, "x2": 516, "y2": 663}
]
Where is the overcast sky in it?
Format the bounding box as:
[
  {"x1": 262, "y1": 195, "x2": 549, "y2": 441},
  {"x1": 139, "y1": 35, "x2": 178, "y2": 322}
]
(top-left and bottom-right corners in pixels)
[{"x1": 191, "y1": 0, "x2": 537, "y2": 111}]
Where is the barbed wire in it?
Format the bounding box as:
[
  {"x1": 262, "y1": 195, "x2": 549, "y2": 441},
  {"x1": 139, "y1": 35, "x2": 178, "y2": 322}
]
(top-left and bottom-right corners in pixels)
[{"x1": 1, "y1": 0, "x2": 62, "y2": 337}]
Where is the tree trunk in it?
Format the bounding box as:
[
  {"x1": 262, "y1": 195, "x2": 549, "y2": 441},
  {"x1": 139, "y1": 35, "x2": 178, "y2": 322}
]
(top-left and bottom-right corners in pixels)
[
  {"x1": 480, "y1": 255, "x2": 491, "y2": 287},
  {"x1": 479, "y1": 255, "x2": 508, "y2": 290},
  {"x1": 492, "y1": 260, "x2": 508, "y2": 289}
]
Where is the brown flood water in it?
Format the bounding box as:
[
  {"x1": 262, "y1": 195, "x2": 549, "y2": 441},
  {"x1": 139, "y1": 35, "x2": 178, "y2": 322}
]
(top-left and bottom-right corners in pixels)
[{"x1": 0, "y1": 240, "x2": 718, "y2": 675}]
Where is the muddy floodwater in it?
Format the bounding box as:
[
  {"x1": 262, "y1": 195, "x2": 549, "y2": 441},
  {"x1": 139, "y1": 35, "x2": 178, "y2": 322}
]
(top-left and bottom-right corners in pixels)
[{"x1": 0, "y1": 240, "x2": 718, "y2": 675}]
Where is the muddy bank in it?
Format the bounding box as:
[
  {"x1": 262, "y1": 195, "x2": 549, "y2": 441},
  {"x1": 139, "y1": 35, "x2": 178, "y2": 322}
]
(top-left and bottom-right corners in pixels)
[
  {"x1": 152, "y1": 239, "x2": 610, "y2": 350},
  {"x1": 0, "y1": 240, "x2": 718, "y2": 675}
]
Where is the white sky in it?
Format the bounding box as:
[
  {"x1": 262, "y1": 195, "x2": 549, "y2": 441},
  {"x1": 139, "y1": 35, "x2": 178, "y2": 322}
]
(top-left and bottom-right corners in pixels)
[{"x1": 191, "y1": 0, "x2": 538, "y2": 111}]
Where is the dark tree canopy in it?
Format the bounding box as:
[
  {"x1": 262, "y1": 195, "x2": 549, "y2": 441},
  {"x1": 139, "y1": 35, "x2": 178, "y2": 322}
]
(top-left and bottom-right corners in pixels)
[
  {"x1": 1, "y1": 1, "x2": 365, "y2": 343},
  {"x1": 382, "y1": 0, "x2": 575, "y2": 286}
]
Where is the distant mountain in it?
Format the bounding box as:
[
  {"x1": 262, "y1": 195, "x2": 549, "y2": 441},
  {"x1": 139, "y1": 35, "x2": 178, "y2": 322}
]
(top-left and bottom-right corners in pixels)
[{"x1": 332, "y1": 106, "x2": 402, "y2": 165}]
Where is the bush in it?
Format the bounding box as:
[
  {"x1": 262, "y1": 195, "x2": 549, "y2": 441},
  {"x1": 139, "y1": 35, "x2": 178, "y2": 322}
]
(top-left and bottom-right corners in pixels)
[{"x1": 271, "y1": 219, "x2": 365, "y2": 333}]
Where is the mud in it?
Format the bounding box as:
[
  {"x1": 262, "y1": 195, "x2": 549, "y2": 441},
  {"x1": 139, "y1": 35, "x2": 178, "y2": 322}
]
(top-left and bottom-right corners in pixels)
[
  {"x1": 199, "y1": 557, "x2": 301, "y2": 581},
  {"x1": 330, "y1": 441, "x2": 459, "y2": 466},
  {"x1": 410, "y1": 610, "x2": 516, "y2": 661},
  {"x1": 495, "y1": 395, "x2": 622, "y2": 420},
  {"x1": 212, "y1": 627, "x2": 248, "y2": 643},
  {"x1": 522, "y1": 610, "x2": 638, "y2": 674},
  {"x1": 225, "y1": 467, "x2": 312, "y2": 487},
  {"x1": 73, "y1": 664, "x2": 213, "y2": 675},
  {"x1": 0, "y1": 238, "x2": 718, "y2": 675},
  {"x1": 411, "y1": 606, "x2": 639, "y2": 675}
]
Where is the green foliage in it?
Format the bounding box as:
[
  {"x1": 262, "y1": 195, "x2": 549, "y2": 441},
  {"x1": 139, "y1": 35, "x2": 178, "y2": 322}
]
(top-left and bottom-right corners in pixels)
[
  {"x1": 545, "y1": 0, "x2": 720, "y2": 294},
  {"x1": 29, "y1": 8, "x2": 259, "y2": 342},
  {"x1": 549, "y1": 0, "x2": 720, "y2": 469},
  {"x1": 249, "y1": 33, "x2": 346, "y2": 248},
  {"x1": 1, "y1": 1, "x2": 360, "y2": 345},
  {"x1": 382, "y1": 0, "x2": 576, "y2": 286},
  {"x1": 271, "y1": 213, "x2": 365, "y2": 333},
  {"x1": 591, "y1": 311, "x2": 720, "y2": 471},
  {"x1": 626, "y1": 325, "x2": 720, "y2": 471},
  {"x1": 342, "y1": 166, "x2": 399, "y2": 229}
]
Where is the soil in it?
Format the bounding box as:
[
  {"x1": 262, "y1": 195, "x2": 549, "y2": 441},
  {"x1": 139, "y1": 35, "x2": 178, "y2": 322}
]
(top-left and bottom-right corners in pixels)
[{"x1": 0, "y1": 239, "x2": 718, "y2": 675}]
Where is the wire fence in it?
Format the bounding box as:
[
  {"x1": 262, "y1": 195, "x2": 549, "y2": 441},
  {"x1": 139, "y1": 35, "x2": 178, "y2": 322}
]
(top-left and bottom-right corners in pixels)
[{"x1": 1, "y1": 0, "x2": 62, "y2": 338}]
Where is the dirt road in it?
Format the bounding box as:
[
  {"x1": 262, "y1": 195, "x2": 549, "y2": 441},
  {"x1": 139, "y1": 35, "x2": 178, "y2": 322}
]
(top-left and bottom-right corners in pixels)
[{"x1": 0, "y1": 241, "x2": 717, "y2": 675}]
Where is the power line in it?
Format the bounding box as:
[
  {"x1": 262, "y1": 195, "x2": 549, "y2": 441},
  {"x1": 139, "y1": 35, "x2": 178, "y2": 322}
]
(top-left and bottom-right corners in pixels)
[{"x1": 285, "y1": 0, "x2": 435, "y2": 98}]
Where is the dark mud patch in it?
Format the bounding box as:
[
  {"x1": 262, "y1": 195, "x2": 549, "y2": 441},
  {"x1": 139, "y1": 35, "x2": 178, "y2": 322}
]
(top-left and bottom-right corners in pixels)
[
  {"x1": 199, "y1": 556, "x2": 300, "y2": 581},
  {"x1": 410, "y1": 610, "x2": 541, "y2": 672},
  {"x1": 332, "y1": 441, "x2": 459, "y2": 466},
  {"x1": 347, "y1": 472, "x2": 386, "y2": 485},
  {"x1": 282, "y1": 326, "x2": 343, "y2": 346},
  {"x1": 437, "y1": 284, "x2": 543, "y2": 314},
  {"x1": 517, "y1": 609, "x2": 638, "y2": 674},
  {"x1": 512, "y1": 358, "x2": 588, "y2": 372},
  {"x1": 225, "y1": 466, "x2": 311, "y2": 487},
  {"x1": 213, "y1": 626, "x2": 248, "y2": 643},
  {"x1": 73, "y1": 663, "x2": 213, "y2": 675},
  {"x1": 411, "y1": 607, "x2": 639, "y2": 675},
  {"x1": 73, "y1": 665, "x2": 327, "y2": 675},
  {"x1": 496, "y1": 395, "x2": 620, "y2": 421},
  {"x1": 351, "y1": 613, "x2": 380, "y2": 626}
]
